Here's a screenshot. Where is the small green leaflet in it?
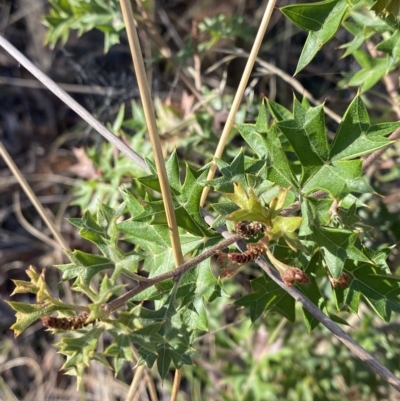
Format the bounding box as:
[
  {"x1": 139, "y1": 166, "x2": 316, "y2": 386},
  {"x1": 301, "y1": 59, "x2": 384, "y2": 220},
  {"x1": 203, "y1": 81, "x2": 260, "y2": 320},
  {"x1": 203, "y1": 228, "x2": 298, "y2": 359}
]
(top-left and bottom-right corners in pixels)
[
  {"x1": 304, "y1": 199, "x2": 370, "y2": 278},
  {"x1": 235, "y1": 275, "x2": 295, "y2": 322},
  {"x1": 57, "y1": 327, "x2": 107, "y2": 389},
  {"x1": 347, "y1": 50, "x2": 389, "y2": 91},
  {"x1": 222, "y1": 182, "x2": 272, "y2": 224},
  {"x1": 280, "y1": 0, "x2": 349, "y2": 74},
  {"x1": 301, "y1": 159, "x2": 372, "y2": 198},
  {"x1": 237, "y1": 121, "x2": 298, "y2": 190},
  {"x1": 276, "y1": 101, "x2": 328, "y2": 184},
  {"x1": 68, "y1": 206, "x2": 118, "y2": 257},
  {"x1": 132, "y1": 295, "x2": 196, "y2": 379},
  {"x1": 207, "y1": 151, "x2": 248, "y2": 193},
  {"x1": 104, "y1": 334, "x2": 133, "y2": 374},
  {"x1": 334, "y1": 260, "x2": 400, "y2": 321},
  {"x1": 330, "y1": 96, "x2": 399, "y2": 161},
  {"x1": 58, "y1": 251, "x2": 114, "y2": 286}
]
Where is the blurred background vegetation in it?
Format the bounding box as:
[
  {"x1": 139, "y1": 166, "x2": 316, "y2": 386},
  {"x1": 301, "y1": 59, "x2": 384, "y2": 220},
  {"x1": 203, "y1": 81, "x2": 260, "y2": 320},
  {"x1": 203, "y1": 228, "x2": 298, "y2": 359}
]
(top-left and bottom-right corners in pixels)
[{"x1": 0, "y1": 0, "x2": 399, "y2": 400}]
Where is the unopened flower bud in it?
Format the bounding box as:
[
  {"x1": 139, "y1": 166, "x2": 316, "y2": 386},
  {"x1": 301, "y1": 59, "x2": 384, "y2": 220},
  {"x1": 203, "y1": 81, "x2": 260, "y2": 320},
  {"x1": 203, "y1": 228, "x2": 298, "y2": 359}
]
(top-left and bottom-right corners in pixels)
[{"x1": 281, "y1": 267, "x2": 310, "y2": 287}]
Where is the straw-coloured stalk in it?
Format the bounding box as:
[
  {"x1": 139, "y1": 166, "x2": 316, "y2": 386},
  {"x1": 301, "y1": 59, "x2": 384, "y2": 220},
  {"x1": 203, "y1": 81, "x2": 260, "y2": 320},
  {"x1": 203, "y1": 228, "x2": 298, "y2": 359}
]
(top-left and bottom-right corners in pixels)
[
  {"x1": 0, "y1": 141, "x2": 69, "y2": 252},
  {"x1": 119, "y1": 0, "x2": 183, "y2": 267},
  {"x1": 200, "y1": 0, "x2": 277, "y2": 207},
  {"x1": 118, "y1": 3, "x2": 185, "y2": 396}
]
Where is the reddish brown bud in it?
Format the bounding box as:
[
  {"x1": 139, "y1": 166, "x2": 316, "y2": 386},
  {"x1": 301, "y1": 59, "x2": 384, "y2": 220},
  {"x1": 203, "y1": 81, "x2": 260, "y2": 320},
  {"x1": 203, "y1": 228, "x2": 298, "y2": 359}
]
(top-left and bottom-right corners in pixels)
[
  {"x1": 281, "y1": 267, "x2": 310, "y2": 287},
  {"x1": 329, "y1": 272, "x2": 351, "y2": 288},
  {"x1": 227, "y1": 242, "x2": 267, "y2": 265}
]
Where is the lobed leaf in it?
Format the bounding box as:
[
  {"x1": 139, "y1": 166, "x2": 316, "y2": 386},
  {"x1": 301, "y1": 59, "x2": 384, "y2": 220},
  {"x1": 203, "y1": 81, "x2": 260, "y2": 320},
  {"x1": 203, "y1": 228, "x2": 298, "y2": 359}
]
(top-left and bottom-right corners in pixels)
[
  {"x1": 335, "y1": 261, "x2": 400, "y2": 321},
  {"x1": 57, "y1": 250, "x2": 114, "y2": 286},
  {"x1": 276, "y1": 103, "x2": 328, "y2": 183}
]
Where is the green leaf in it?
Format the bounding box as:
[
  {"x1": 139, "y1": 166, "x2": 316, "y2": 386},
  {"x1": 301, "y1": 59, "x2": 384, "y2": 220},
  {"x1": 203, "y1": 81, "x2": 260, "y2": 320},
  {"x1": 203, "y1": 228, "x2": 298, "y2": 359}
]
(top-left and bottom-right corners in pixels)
[
  {"x1": 177, "y1": 237, "x2": 220, "y2": 301},
  {"x1": 267, "y1": 99, "x2": 293, "y2": 121},
  {"x1": 342, "y1": 32, "x2": 365, "y2": 57},
  {"x1": 126, "y1": 294, "x2": 196, "y2": 375},
  {"x1": 137, "y1": 163, "x2": 215, "y2": 237},
  {"x1": 111, "y1": 103, "x2": 125, "y2": 132},
  {"x1": 125, "y1": 227, "x2": 201, "y2": 280},
  {"x1": 104, "y1": 334, "x2": 134, "y2": 375},
  {"x1": 157, "y1": 345, "x2": 172, "y2": 380},
  {"x1": 347, "y1": 50, "x2": 388, "y2": 91},
  {"x1": 280, "y1": 0, "x2": 344, "y2": 31},
  {"x1": 312, "y1": 226, "x2": 369, "y2": 278},
  {"x1": 363, "y1": 247, "x2": 392, "y2": 273},
  {"x1": 121, "y1": 190, "x2": 146, "y2": 219},
  {"x1": 340, "y1": 22, "x2": 365, "y2": 57},
  {"x1": 332, "y1": 125, "x2": 395, "y2": 161},
  {"x1": 302, "y1": 159, "x2": 373, "y2": 198},
  {"x1": 57, "y1": 327, "x2": 105, "y2": 388},
  {"x1": 234, "y1": 276, "x2": 275, "y2": 322},
  {"x1": 235, "y1": 275, "x2": 295, "y2": 322},
  {"x1": 236, "y1": 124, "x2": 269, "y2": 158},
  {"x1": 281, "y1": 0, "x2": 349, "y2": 74},
  {"x1": 131, "y1": 332, "x2": 165, "y2": 354},
  {"x1": 268, "y1": 215, "x2": 305, "y2": 252},
  {"x1": 165, "y1": 150, "x2": 182, "y2": 193},
  {"x1": 57, "y1": 250, "x2": 114, "y2": 286},
  {"x1": 68, "y1": 210, "x2": 110, "y2": 255},
  {"x1": 222, "y1": 182, "x2": 272, "y2": 225},
  {"x1": 44, "y1": 0, "x2": 123, "y2": 52},
  {"x1": 269, "y1": 216, "x2": 303, "y2": 237},
  {"x1": 337, "y1": 201, "x2": 362, "y2": 228},
  {"x1": 238, "y1": 123, "x2": 298, "y2": 189},
  {"x1": 330, "y1": 95, "x2": 370, "y2": 155},
  {"x1": 335, "y1": 261, "x2": 400, "y2": 321},
  {"x1": 211, "y1": 202, "x2": 239, "y2": 221},
  {"x1": 11, "y1": 266, "x2": 51, "y2": 302},
  {"x1": 128, "y1": 200, "x2": 167, "y2": 225},
  {"x1": 330, "y1": 96, "x2": 399, "y2": 161},
  {"x1": 178, "y1": 164, "x2": 217, "y2": 237},
  {"x1": 137, "y1": 174, "x2": 164, "y2": 194},
  {"x1": 375, "y1": 29, "x2": 400, "y2": 58},
  {"x1": 119, "y1": 221, "x2": 171, "y2": 251},
  {"x1": 208, "y1": 151, "x2": 247, "y2": 193},
  {"x1": 208, "y1": 154, "x2": 274, "y2": 206},
  {"x1": 181, "y1": 295, "x2": 208, "y2": 331},
  {"x1": 268, "y1": 286, "x2": 296, "y2": 322},
  {"x1": 276, "y1": 103, "x2": 328, "y2": 183}
]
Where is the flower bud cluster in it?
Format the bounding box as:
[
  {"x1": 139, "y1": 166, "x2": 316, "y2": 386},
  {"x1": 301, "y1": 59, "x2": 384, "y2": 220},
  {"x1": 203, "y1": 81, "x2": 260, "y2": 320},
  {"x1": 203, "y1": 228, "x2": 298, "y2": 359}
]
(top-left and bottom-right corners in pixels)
[
  {"x1": 42, "y1": 312, "x2": 90, "y2": 330},
  {"x1": 235, "y1": 221, "x2": 267, "y2": 239},
  {"x1": 227, "y1": 242, "x2": 267, "y2": 264}
]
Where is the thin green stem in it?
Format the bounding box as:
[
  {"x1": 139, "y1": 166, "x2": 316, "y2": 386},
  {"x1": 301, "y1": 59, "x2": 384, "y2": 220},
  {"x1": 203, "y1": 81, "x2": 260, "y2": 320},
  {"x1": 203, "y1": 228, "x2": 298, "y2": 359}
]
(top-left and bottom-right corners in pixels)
[{"x1": 200, "y1": 0, "x2": 277, "y2": 206}]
